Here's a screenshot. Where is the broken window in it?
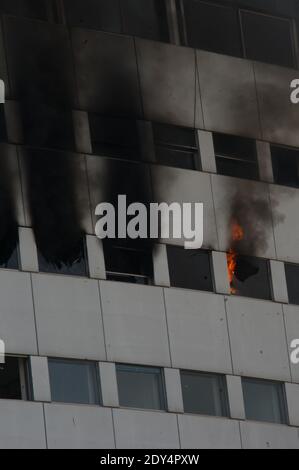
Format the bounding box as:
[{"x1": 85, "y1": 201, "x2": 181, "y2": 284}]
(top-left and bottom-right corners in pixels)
[
  {"x1": 214, "y1": 132, "x2": 259, "y2": 180},
  {"x1": 167, "y1": 245, "x2": 214, "y2": 292},
  {"x1": 89, "y1": 115, "x2": 140, "y2": 161},
  {"x1": 48, "y1": 359, "x2": 101, "y2": 405},
  {"x1": 271, "y1": 145, "x2": 299, "y2": 188},
  {"x1": 0, "y1": 356, "x2": 30, "y2": 400},
  {"x1": 0, "y1": 243, "x2": 20, "y2": 270},
  {"x1": 116, "y1": 364, "x2": 166, "y2": 410},
  {"x1": 104, "y1": 241, "x2": 153, "y2": 285},
  {"x1": 38, "y1": 237, "x2": 88, "y2": 277},
  {"x1": 242, "y1": 377, "x2": 288, "y2": 424},
  {"x1": 285, "y1": 263, "x2": 299, "y2": 305},
  {"x1": 0, "y1": 0, "x2": 49, "y2": 20},
  {"x1": 241, "y1": 10, "x2": 295, "y2": 68},
  {"x1": 153, "y1": 123, "x2": 201, "y2": 170},
  {"x1": 63, "y1": 0, "x2": 122, "y2": 33},
  {"x1": 181, "y1": 370, "x2": 229, "y2": 417},
  {"x1": 229, "y1": 254, "x2": 272, "y2": 301}
]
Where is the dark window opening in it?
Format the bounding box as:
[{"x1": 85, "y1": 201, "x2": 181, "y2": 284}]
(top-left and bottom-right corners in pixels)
[
  {"x1": 0, "y1": 242, "x2": 20, "y2": 271},
  {"x1": 285, "y1": 263, "x2": 299, "y2": 305},
  {"x1": 167, "y1": 245, "x2": 214, "y2": 292},
  {"x1": 242, "y1": 377, "x2": 288, "y2": 424},
  {"x1": 0, "y1": 105, "x2": 7, "y2": 143},
  {"x1": 271, "y1": 145, "x2": 299, "y2": 188},
  {"x1": 153, "y1": 123, "x2": 201, "y2": 170},
  {"x1": 38, "y1": 237, "x2": 88, "y2": 277},
  {"x1": 229, "y1": 254, "x2": 272, "y2": 300},
  {"x1": 89, "y1": 115, "x2": 140, "y2": 161},
  {"x1": 0, "y1": 356, "x2": 29, "y2": 401},
  {"x1": 116, "y1": 364, "x2": 166, "y2": 411},
  {"x1": 121, "y1": 0, "x2": 169, "y2": 42},
  {"x1": 181, "y1": 370, "x2": 229, "y2": 417},
  {"x1": 48, "y1": 359, "x2": 101, "y2": 405},
  {"x1": 214, "y1": 132, "x2": 258, "y2": 180},
  {"x1": 0, "y1": 0, "x2": 49, "y2": 20},
  {"x1": 104, "y1": 241, "x2": 153, "y2": 285},
  {"x1": 63, "y1": 0, "x2": 122, "y2": 33}
]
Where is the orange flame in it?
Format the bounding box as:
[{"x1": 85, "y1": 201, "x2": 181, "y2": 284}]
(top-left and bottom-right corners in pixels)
[{"x1": 227, "y1": 220, "x2": 244, "y2": 294}]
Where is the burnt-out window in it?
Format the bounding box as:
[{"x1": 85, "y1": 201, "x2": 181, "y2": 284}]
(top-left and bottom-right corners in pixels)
[
  {"x1": 271, "y1": 145, "x2": 299, "y2": 188},
  {"x1": 153, "y1": 123, "x2": 201, "y2": 170},
  {"x1": 0, "y1": 243, "x2": 20, "y2": 271},
  {"x1": 104, "y1": 241, "x2": 153, "y2": 285},
  {"x1": 0, "y1": 356, "x2": 30, "y2": 400},
  {"x1": 38, "y1": 238, "x2": 88, "y2": 277},
  {"x1": 241, "y1": 10, "x2": 295, "y2": 68},
  {"x1": 178, "y1": 0, "x2": 242, "y2": 57},
  {"x1": 0, "y1": 106, "x2": 7, "y2": 142},
  {"x1": 0, "y1": 0, "x2": 49, "y2": 20},
  {"x1": 213, "y1": 132, "x2": 258, "y2": 180},
  {"x1": 229, "y1": 254, "x2": 272, "y2": 301},
  {"x1": 121, "y1": 0, "x2": 169, "y2": 42},
  {"x1": 285, "y1": 263, "x2": 299, "y2": 305},
  {"x1": 89, "y1": 115, "x2": 140, "y2": 161},
  {"x1": 63, "y1": 0, "x2": 122, "y2": 33},
  {"x1": 167, "y1": 245, "x2": 214, "y2": 292}
]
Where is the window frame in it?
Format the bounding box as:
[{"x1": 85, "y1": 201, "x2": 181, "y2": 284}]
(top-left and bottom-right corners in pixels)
[{"x1": 0, "y1": 355, "x2": 31, "y2": 401}]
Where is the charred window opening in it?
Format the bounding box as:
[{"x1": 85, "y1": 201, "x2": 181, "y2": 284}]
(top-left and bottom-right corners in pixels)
[
  {"x1": 63, "y1": 0, "x2": 122, "y2": 33},
  {"x1": 89, "y1": 115, "x2": 140, "y2": 161},
  {"x1": 0, "y1": 0, "x2": 49, "y2": 20},
  {"x1": 271, "y1": 145, "x2": 299, "y2": 188},
  {"x1": 214, "y1": 132, "x2": 258, "y2": 180},
  {"x1": 167, "y1": 245, "x2": 214, "y2": 292},
  {"x1": 228, "y1": 254, "x2": 272, "y2": 300},
  {"x1": 104, "y1": 241, "x2": 153, "y2": 285},
  {"x1": 285, "y1": 263, "x2": 299, "y2": 306},
  {"x1": 38, "y1": 237, "x2": 88, "y2": 277},
  {"x1": 0, "y1": 357, "x2": 30, "y2": 401},
  {"x1": 153, "y1": 123, "x2": 201, "y2": 170}
]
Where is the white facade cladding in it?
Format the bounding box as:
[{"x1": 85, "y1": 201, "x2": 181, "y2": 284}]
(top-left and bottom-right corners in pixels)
[{"x1": 0, "y1": 0, "x2": 299, "y2": 449}]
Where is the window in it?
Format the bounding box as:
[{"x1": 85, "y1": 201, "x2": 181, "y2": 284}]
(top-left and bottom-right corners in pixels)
[
  {"x1": 38, "y1": 238, "x2": 88, "y2": 277},
  {"x1": 89, "y1": 115, "x2": 140, "y2": 161},
  {"x1": 271, "y1": 145, "x2": 299, "y2": 188},
  {"x1": 48, "y1": 359, "x2": 101, "y2": 405},
  {"x1": 116, "y1": 364, "x2": 166, "y2": 410},
  {"x1": 63, "y1": 0, "x2": 122, "y2": 32},
  {"x1": 242, "y1": 378, "x2": 288, "y2": 424},
  {"x1": 0, "y1": 0, "x2": 49, "y2": 20},
  {"x1": 0, "y1": 243, "x2": 20, "y2": 271},
  {"x1": 104, "y1": 241, "x2": 153, "y2": 285},
  {"x1": 153, "y1": 123, "x2": 201, "y2": 170},
  {"x1": 181, "y1": 371, "x2": 229, "y2": 417},
  {"x1": 228, "y1": 254, "x2": 272, "y2": 301},
  {"x1": 241, "y1": 10, "x2": 295, "y2": 68},
  {"x1": 0, "y1": 357, "x2": 30, "y2": 400},
  {"x1": 213, "y1": 132, "x2": 258, "y2": 180},
  {"x1": 167, "y1": 245, "x2": 214, "y2": 292},
  {"x1": 285, "y1": 263, "x2": 299, "y2": 305}
]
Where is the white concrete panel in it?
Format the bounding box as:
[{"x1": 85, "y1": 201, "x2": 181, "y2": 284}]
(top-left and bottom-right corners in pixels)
[
  {"x1": 100, "y1": 282, "x2": 171, "y2": 367},
  {"x1": 283, "y1": 304, "x2": 299, "y2": 384},
  {"x1": 212, "y1": 251, "x2": 230, "y2": 295},
  {"x1": 197, "y1": 51, "x2": 261, "y2": 138},
  {"x1": 86, "y1": 235, "x2": 106, "y2": 280},
  {"x1": 164, "y1": 368, "x2": 184, "y2": 413},
  {"x1": 270, "y1": 184, "x2": 299, "y2": 263},
  {"x1": 0, "y1": 271, "x2": 37, "y2": 355},
  {"x1": 285, "y1": 383, "x2": 299, "y2": 427},
  {"x1": 19, "y1": 227, "x2": 39, "y2": 272},
  {"x1": 197, "y1": 130, "x2": 217, "y2": 174},
  {"x1": 211, "y1": 173, "x2": 276, "y2": 259},
  {"x1": 151, "y1": 165, "x2": 218, "y2": 250},
  {"x1": 240, "y1": 421, "x2": 299, "y2": 449},
  {"x1": 226, "y1": 375, "x2": 245, "y2": 421},
  {"x1": 226, "y1": 297, "x2": 291, "y2": 381},
  {"x1": 113, "y1": 409, "x2": 180, "y2": 449},
  {"x1": 45, "y1": 403, "x2": 115, "y2": 449},
  {"x1": 30, "y1": 356, "x2": 51, "y2": 403},
  {"x1": 256, "y1": 141, "x2": 274, "y2": 183},
  {"x1": 270, "y1": 260, "x2": 288, "y2": 304},
  {"x1": 72, "y1": 110, "x2": 92, "y2": 155},
  {"x1": 136, "y1": 39, "x2": 201, "y2": 128},
  {"x1": 178, "y1": 415, "x2": 241, "y2": 449},
  {"x1": 0, "y1": 401, "x2": 46, "y2": 449},
  {"x1": 32, "y1": 274, "x2": 106, "y2": 360},
  {"x1": 164, "y1": 289, "x2": 232, "y2": 373},
  {"x1": 99, "y1": 362, "x2": 119, "y2": 408},
  {"x1": 153, "y1": 244, "x2": 170, "y2": 287}
]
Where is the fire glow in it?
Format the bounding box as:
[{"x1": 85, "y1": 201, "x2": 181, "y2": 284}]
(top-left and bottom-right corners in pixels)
[{"x1": 227, "y1": 219, "x2": 244, "y2": 294}]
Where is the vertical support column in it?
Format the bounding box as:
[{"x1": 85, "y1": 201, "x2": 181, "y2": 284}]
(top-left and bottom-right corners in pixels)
[
  {"x1": 99, "y1": 362, "x2": 119, "y2": 408},
  {"x1": 165, "y1": 0, "x2": 181, "y2": 45},
  {"x1": 19, "y1": 227, "x2": 39, "y2": 273},
  {"x1": 226, "y1": 375, "x2": 246, "y2": 420},
  {"x1": 164, "y1": 368, "x2": 184, "y2": 413},
  {"x1": 212, "y1": 251, "x2": 230, "y2": 295},
  {"x1": 153, "y1": 244, "x2": 170, "y2": 287},
  {"x1": 30, "y1": 356, "x2": 51, "y2": 403},
  {"x1": 73, "y1": 110, "x2": 92, "y2": 155},
  {"x1": 137, "y1": 120, "x2": 156, "y2": 163},
  {"x1": 270, "y1": 260, "x2": 289, "y2": 304},
  {"x1": 197, "y1": 130, "x2": 217, "y2": 174},
  {"x1": 86, "y1": 235, "x2": 106, "y2": 280},
  {"x1": 256, "y1": 141, "x2": 274, "y2": 183}
]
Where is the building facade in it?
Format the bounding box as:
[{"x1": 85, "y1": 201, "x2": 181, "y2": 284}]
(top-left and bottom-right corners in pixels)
[{"x1": 0, "y1": 0, "x2": 298, "y2": 449}]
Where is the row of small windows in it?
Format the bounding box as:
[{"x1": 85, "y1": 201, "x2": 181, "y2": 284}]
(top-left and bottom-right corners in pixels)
[
  {"x1": 2, "y1": 356, "x2": 289, "y2": 426},
  {"x1": 0, "y1": 1, "x2": 298, "y2": 69}
]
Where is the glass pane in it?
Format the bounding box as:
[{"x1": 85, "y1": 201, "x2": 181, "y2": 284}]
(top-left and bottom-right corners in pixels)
[
  {"x1": 38, "y1": 240, "x2": 88, "y2": 277},
  {"x1": 167, "y1": 245, "x2": 214, "y2": 292},
  {"x1": 241, "y1": 10, "x2": 295, "y2": 68},
  {"x1": 214, "y1": 133, "x2": 257, "y2": 162},
  {"x1": 64, "y1": 0, "x2": 122, "y2": 32},
  {"x1": 153, "y1": 123, "x2": 197, "y2": 148},
  {"x1": 285, "y1": 263, "x2": 299, "y2": 305},
  {"x1": 271, "y1": 146, "x2": 299, "y2": 188},
  {"x1": 230, "y1": 255, "x2": 272, "y2": 301},
  {"x1": 181, "y1": 371, "x2": 228, "y2": 417},
  {"x1": 183, "y1": 0, "x2": 242, "y2": 57},
  {"x1": 121, "y1": 0, "x2": 169, "y2": 41},
  {"x1": 242, "y1": 378, "x2": 287, "y2": 424},
  {"x1": 0, "y1": 357, "x2": 22, "y2": 400},
  {"x1": 155, "y1": 146, "x2": 196, "y2": 170},
  {"x1": 117, "y1": 364, "x2": 165, "y2": 410},
  {"x1": 104, "y1": 243, "x2": 153, "y2": 279},
  {"x1": 48, "y1": 360, "x2": 100, "y2": 405},
  {"x1": 216, "y1": 157, "x2": 259, "y2": 180}
]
